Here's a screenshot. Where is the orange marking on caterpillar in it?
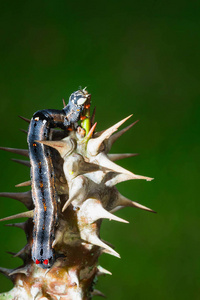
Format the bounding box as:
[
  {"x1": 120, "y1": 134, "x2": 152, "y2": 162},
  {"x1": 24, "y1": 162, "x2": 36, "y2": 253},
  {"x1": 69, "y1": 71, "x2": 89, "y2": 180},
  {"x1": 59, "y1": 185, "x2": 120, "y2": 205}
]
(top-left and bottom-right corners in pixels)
[{"x1": 42, "y1": 199, "x2": 47, "y2": 212}]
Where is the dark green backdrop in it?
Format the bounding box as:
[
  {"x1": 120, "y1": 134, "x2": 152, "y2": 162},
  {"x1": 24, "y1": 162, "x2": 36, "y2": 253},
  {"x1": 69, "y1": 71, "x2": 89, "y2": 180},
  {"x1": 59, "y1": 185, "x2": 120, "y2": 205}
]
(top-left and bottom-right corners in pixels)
[{"x1": 0, "y1": 1, "x2": 199, "y2": 299}]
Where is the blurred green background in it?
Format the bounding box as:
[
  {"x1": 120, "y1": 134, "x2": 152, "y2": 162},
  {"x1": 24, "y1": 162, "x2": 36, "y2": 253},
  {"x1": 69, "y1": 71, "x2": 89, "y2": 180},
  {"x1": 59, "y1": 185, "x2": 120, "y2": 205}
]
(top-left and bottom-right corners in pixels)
[{"x1": 0, "y1": 1, "x2": 199, "y2": 299}]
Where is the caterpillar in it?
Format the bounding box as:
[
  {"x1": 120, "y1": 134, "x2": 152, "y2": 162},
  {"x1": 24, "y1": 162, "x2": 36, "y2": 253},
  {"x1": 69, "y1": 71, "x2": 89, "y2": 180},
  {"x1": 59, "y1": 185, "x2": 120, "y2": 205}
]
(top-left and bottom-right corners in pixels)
[{"x1": 28, "y1": 88, "x2": 90, "y2": 268}]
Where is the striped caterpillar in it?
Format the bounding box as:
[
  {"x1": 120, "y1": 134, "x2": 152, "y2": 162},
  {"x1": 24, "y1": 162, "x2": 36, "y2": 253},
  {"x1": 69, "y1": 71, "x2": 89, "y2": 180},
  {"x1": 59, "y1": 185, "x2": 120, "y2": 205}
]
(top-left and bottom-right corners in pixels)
[{"x1": 28, "y1": 88, "x2": 90, "y2": 268}]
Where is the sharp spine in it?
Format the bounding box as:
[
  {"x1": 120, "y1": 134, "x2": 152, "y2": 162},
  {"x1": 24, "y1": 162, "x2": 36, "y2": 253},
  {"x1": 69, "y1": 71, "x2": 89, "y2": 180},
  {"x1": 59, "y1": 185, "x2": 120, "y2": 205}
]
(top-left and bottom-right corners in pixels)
[
  {"x1": 84, "y1": 122, "x2": 97, "y2": 141},
  {"x1": 111, "y1": 192, "x2": 156, "y2": 213},
  {"x1": 19, "y1": 129, "x2": 28, "y2": 134},
  {"x1": 18, "y1": 115, "x2": 31, "y2": 123},
  {"x1": 13, "y1": 246, "x2": 27, "y2": 258},
  {"x1": 5, "y1": 222, "x2": 26, "y2": 231},
  {"x1": 0, "y1": 210, "x2": 34, "y2": 222},
  {"x1": 62, "y1": 175, "x2": 88, "y2": 212},
  {"x1": 95, "y1": 153, "x2": 153, "y2": 181},
  {"x1": 6, "y1": 249, "x2": 27, "y2": 262},
  {"x1": 36, "y1": 138, "x2": 75, "y2": 158},
  {"x1": 87, "y1": 115, "x2": 133, "y2": 156},
  {"x1": 101, "y1": 239, "x2": 115, "y2": 249},
  {"x1": 0, "y1": 147, "x2": 29, "y2": 158},
  {"x1": 105, "y1": 172, "x2": 152, "y2": 187},
  {"x1": 84, "y1": 234, "x2": 120, "y2": 258},
  {"x1": 107, "y1": 119, "x2": 139, "y2": 151},
  {"x1": 78, "y1": 198, "x2": 128, "y2": 224},
  {"x1": 15, "y1": 180, "x2": 31, "y2": 187},
  {"x1": 62, "y1": 98, "x2": 66, "y2": 107},
  {"x1": 0, "y1": 191, "x2": 33, "y2": 209},
  {"x1": 9, "y1": 266, "x2": 28, "y2": 276},
  {"x1": 91, "y1": 106, "x2": 96, "y2": 126},
  {"x1": 52, "y1": 237, "x2": 60, "y2": 248},
  {"x1": 0, "y1": 267, "x2": 14, "y2": 278},
  {"x1": 91, "y1": 290, "x2": 106, "y2": 298},
  {"x1": 97, "y1": 266, "x2": 112, "y2": 276},
  {"x1": 108, "y1": 153, "x2": 138, "y2": 161},
  {"x1": 11, "y1": 158, "x2": 30, "y2": 168},
  {"x1": 6, "y1": 251, "x2": 16, "y2": 256}
]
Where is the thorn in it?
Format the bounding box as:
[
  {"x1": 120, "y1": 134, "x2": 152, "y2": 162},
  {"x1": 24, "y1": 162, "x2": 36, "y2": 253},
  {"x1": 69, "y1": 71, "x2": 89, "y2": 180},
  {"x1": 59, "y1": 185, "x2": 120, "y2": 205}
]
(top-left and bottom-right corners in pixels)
[
  {"x1": 52, "y1": 237, "x2": 59, "y2": 248},
  {"x1": 97, "y1": 266, "x2": 112, "y2": 276},
  {"x1": 44, "y1": 268, "x2": 51, "y2": 277},
  {"x1": 107, "y1": 120, "x2": 139, "y2": 152},
  {"x1": 84, "y1": 122, "x2": 97, "y2": 141},
  {"x1": 18, "y1": 115, "x2": 31, "y2": 123},
  {"x1": 78, "y1": 198, "x2": 129, "y2": 224},
  {"x1": 9, "y1": 266, "x2": 28, "y2": 276},
  {"x1": 101, "y1": 248, "x2": 121, "y2": 258},
  {"x1": 11, "y1": 158, "x2": 30, "y2": 168},
  {"x1": 78, "y1": 208, "x2": 120, "y2": 257},
  {"x1": 111, "y1": 192, "x2": 156, "y2": 213},
  {"x1": 0, "y1": 147, "x2": 29, "y2": 158},
  {"x1": 14, "y1": 245, "x2": 29, "y2": 261},
  {"x1": 0, "y1": 191, "x2": 33, "y2": 209},
  {"x1": 13, "y1": 246, "x2": 26, "y2": 258},
  {"x1": 108, "y1": 153, "x2": 139, "y2": 162},
  {"x1": 105, "y1": 172, "x2": 153, "y2": 187},
  {"x1": 6, "y1": 251, "x2": 16, "y2": 256},
  {"x1": 87, "y1": 115, "x2": 133, "y2": 156},
  {"x1": 82, "y1": 233, "x2": 120, "y2": 258},
  {"x1": 101, "y1": 239, "x2": 115, "y2": 249},
  {"x1": 95, "y1": 153, "x2": 154, "y2": 182},
  {"x1": 62, "y1": 176, "x2": 88, "y2": 212},
  {"x1": 19, "y1": 129, "x2": 28, "y2": 135},
  {"x1": 62, "y1": 98, "x2": 66, "y2": 107},
  {"x1": 91, "y1": 290, "x2": 106, "y2": 298},
  {"x1": 0, "y1": 267, "x2": 14, "y2": 278},
  {"x1": 83, "y1": 86, "x2": 88, "y2": 93},
  {"x1": 91, "y1": 106, "x2": 96, "y2": 126},
  {"x1": 36, "y1": 137, "x2": 75, "y2": 158},
  {"x1": 0, "y1": 210, "x2": 34, "y2": 222},
  {"x1": 6, "y1": 249, "x2": 27, "y2": 262},
  {"x1": 15, "y1": 180, "x2": 31, "y2": 188},
  {"x1": 61, "y1": 199, "x2": 72, "y2": 213},
  {"x1": 52, "y1": 221, "x2": 66, "y2": 248},
  {"x1": 5, "y1": 222, "x2": 26, "y2": 231}
]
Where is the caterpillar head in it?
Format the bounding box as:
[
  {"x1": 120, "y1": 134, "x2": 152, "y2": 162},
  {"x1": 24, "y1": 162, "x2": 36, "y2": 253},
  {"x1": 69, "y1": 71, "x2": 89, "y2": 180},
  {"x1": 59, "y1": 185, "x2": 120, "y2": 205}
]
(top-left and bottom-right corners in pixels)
[
  {"x1": 69, "y1": 88, "x2": 90, "y2": 109},
  {"x1": 63, "y1": 88, "x2": 91, "y2": 125}
]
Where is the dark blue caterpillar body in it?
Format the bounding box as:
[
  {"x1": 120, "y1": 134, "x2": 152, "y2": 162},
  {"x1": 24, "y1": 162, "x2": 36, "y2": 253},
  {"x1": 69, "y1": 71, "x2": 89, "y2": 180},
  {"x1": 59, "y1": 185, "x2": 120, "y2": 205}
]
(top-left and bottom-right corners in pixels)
[{"x1": 28, "y1": 89, "x2": 89, "y2": 268}]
